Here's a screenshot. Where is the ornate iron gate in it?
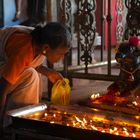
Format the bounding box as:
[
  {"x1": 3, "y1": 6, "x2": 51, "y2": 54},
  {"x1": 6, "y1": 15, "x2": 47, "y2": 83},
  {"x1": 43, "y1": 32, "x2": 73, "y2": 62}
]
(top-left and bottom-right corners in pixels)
[
  {"x1": 46, "y1": 0, "x2": 140, "y2": 98},
  {"x1": 57, "y1": 0, "x2": 118, "y2": 81}
]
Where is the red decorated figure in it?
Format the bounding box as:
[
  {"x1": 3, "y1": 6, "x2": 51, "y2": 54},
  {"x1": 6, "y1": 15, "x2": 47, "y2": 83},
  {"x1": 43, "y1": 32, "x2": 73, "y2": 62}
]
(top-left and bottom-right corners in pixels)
[{"x1": 108, "y1": 36, "x2": 140, "y2": 97}]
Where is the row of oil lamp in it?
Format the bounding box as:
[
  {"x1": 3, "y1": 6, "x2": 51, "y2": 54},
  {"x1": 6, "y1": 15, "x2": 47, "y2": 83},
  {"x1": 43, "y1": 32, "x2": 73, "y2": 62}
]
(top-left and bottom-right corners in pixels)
[
  {"x1": 90, "y1": 93, "x2": 140, "y2": 108},
  {"x1": 21, "y1": 108, "x2": 140, "y2": 139}
]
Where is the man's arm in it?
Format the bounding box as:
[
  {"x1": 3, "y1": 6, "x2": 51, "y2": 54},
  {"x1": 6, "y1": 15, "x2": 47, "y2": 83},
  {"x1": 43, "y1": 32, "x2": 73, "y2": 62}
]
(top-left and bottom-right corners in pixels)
[{"x1": 36, "y1": 65, "x2": 64, "y2": 84}]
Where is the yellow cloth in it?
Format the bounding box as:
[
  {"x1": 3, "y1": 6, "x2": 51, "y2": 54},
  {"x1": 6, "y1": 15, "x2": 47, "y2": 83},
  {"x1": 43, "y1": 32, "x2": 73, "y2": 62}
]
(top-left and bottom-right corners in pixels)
[{"x1": 51, "y1": 78, "x2": 71, "y2": 105}]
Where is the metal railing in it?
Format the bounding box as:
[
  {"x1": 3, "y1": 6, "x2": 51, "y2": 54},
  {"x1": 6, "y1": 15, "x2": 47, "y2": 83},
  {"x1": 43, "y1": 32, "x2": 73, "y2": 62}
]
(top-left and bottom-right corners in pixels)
[{"x1": 46, "y1": 0, "x2": 140, "y2": 98}]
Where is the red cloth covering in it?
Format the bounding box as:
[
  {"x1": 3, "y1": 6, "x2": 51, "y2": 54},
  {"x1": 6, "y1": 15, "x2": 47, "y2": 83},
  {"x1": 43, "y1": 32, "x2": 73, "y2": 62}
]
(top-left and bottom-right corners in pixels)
[{"x1": 1, "y1": 32, "x2": 34, "y2": 84}]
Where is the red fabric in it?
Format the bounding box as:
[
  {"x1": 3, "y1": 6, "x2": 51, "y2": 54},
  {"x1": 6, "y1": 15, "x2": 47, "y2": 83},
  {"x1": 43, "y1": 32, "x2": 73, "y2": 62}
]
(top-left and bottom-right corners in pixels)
[
  {"x1": 1, "y1": 32, "x2": 34, "y2": 84},
  {"x1": 96, "y1": 0, "x2": 117, "y2": 49}
]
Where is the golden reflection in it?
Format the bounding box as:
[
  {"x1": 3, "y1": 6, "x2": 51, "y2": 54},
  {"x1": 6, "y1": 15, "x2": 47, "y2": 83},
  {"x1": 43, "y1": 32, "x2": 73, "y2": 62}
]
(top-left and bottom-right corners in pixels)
[{"x1": 19, "y1": 107, "x2": 140, "y2": 139}]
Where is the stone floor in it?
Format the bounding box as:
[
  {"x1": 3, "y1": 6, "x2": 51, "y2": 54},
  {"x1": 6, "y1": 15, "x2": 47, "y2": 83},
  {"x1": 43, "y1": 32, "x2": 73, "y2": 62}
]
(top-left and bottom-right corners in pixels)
[{"x1": 70, "y1": 78, "x2": 112, "y2": 104}]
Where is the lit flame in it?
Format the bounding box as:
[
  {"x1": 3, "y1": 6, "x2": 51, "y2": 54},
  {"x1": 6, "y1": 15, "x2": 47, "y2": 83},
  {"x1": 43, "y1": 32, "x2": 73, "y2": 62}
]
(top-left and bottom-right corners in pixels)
[
  {"x1": 91, "y1": 93, "x2": 100, "y2": 99},
  {"x1": 21, "y1": 107, "x2": 140, "y2": 139},
  {"x1": 114, "y1": 127, "x2": 118, "y2": 131},
  {"x1": 44, "y1": 113, "x2": 48, "y2": 117},
  {"x1": 132, "y1": 133, "x2": 136, "y2": 137},
  {"x1": 132, "y1": 101, "x2": 138, "y2": 106},
  {"x1": 115, "y1": 132, "x2": 119, "y2": 135},
  {"x1": 91, "y1": 125, "x2": 98, "y2": 130},
  {"x1": 75, "y1": 116, "x2": 82, "y2": 123}
]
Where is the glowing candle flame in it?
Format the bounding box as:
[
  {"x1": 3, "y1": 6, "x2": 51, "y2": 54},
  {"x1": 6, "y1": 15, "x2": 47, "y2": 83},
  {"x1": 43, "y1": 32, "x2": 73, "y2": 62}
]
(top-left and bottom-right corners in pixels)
[
  {"x1": 124, "y1": 131, "x2": 129, "y2": 136},
  {"x1": 109, "y1": 129, "x2": 114, "y2": 134},
  {"x1": 91, "y1": 93, "x2": 100, "y2": 99},
  {"x1": 83, "y1": 118, "x2": 87, "y2": 124},
  {"x1": 132, "y1": 133, "x2": 136, "y2": 137},
  {"x1": 91, "y1": 125, "x2": 98, "y2": 130},
  {"x1": 114, "y1": 127, "x2": 118, "y2": 131},
  {"x1": 44, "y1": 113, "x2": 48, "y2": 117},
  {"x1": 75, "y1": 116, "x2": 82, "y2": 123},
  {"x1": 102, "y1": 130, "x2": 105, "y2": 133},
  {"x1": 132, "y1": 101, "x2": 138, "y2": 106},
  {"x1": 20, "y1": 106, "x2": 140, "y2": 139}
]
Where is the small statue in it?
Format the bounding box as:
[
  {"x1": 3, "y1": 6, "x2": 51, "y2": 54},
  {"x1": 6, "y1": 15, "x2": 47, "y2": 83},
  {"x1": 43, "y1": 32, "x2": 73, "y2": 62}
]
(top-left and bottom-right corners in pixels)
[
  {"x1": 107, "y1": 36, "x2": 140, "y2": 97},
  {"x1": 89, "y1": 36, "x2": 140, "y2": 111}
]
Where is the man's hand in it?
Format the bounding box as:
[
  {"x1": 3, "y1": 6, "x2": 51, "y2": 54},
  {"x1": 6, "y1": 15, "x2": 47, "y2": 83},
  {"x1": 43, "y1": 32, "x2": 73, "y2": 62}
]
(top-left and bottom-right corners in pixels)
[{"x1": 36, "y1": 65, "x2": 64, "y2": 84}]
